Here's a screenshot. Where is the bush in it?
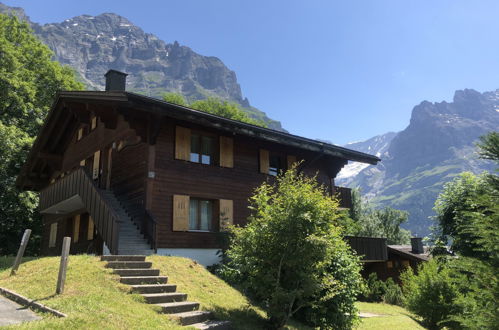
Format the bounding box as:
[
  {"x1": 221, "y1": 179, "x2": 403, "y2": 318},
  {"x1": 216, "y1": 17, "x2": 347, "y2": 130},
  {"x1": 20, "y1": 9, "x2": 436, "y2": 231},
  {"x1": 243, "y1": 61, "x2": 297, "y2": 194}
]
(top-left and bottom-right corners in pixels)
[
  {"x1": 220, "y1": 168, "x2": 362, "y2": 329},
  {"x1": 359, "y1": 273, "x2": 386, "y2": 302},
  {"x1": 401, "y1": 258, "x2": 462, "y2": 329},
  {"x1": 383, "y1": 278, "x2": 404, "y2": 306}
]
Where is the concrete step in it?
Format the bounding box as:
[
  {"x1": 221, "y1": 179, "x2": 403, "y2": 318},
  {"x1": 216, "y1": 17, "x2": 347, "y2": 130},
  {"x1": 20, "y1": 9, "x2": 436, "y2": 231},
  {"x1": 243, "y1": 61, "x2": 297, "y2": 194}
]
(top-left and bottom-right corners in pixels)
[
  {"x1": 142, "y1": 292, "x2": 187, "y2": 304},
  {"x1": 105, "y1": 261, "x2": 152, "y2": 269},
  {"x1": 101, "y1": 255, "x2": 145, "y2": 262},
  {"x1": 118, "y1": 250, "x2": 154, "y2": 256},
  {"x1": 191, "y1": 320, "x2": 232, "y2": 330},
  {"x1": 158, "y1": 301, "x2": 200, "y2": 314},
  {"x1": 131, "y1": 284, "x2": 177, "y2": 294},
  {"x1": 173, "y1": 311, "x2": 213, "y2": 326},
  {"x1": 120, "y1": 276, "x2": 168, "y2": 285},
  {"x1": 113, "y1": 268, "x2": 160, "y2": 276}
]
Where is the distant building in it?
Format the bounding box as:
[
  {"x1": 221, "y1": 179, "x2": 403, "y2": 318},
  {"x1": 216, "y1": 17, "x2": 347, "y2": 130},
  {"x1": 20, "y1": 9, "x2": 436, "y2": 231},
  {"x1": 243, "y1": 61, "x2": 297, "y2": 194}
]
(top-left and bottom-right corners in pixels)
[{"x1": 347, "y1": 236, "x2": 430, "y2": 282}]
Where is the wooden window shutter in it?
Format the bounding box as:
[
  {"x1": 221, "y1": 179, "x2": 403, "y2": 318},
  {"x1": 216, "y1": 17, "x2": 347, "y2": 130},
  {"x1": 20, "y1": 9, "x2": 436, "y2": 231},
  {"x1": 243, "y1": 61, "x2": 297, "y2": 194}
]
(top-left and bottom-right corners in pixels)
[
  {"x1": 77, "y1": 127, "x2": 84, "y2": 141},
  {"x1": 175, "y1": 126, "x2": 191, "y2": 161},
  {"x1": 259, "y1": 149, "x2": 269, "y2": 174},
  {"x1": 173, "y1": 195, "x2": 190, "y2": 231},
  {"x1": 219, "y1": 199, "x2": 233, "y2": 231},
  {"x1": 219, "y1": 136, "x2": 234, "y2": 168},
  {"x1": 92, "y1": 150, "x2": 101, "y2": 179},
  {"x1": 73, "y1": 215, "x2": 80, "y2": 243},
  {"x1": 91, "y1": 116, "x2": 97, "y2": 130},
  {"x1": 87, "y1": 217, "x2": 95, "y2": 240},
  {"x1": 287, "y1": 155, "x2": 297, "y2": 169},
  {"x1": 49, "y1": 223, "x2": 57, "y2": 248}
]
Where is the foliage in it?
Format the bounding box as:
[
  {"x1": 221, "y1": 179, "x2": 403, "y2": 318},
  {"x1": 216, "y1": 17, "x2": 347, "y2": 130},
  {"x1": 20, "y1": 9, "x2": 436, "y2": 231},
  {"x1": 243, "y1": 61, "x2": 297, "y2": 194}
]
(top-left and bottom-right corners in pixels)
[
  {"x1": 162, "y1": 92, "x2": 267, "y2": 127},
  {"x1": 382, "y1": 278, "x2": 404, "y2": 306},
  {"x1": 0, "y1": 13, "x2": 83, "y2": 255},
  {"x1": 162, "y1": 92, "x2": 188, "y2": 106},
  {"x1": 350, "y1": 189, "x2": 411, "y2": 244},
  {"x1": 220, "y1": 168, "x2": 362, "y2": 329},
  {"x1": 0, "y1": 14, "x2": 84, "y2": 135},
  {"x1": 432, "y1": 172, "x2": 488, "y2": 257},
  {"x1": 400, "y1": 258, "x2": 462, "y2": 329},
  {"x1": 360, "y1": 273, "x2": 387, "y2": 302},
  {"x1": 0, "y1": 123, "x2": 40, "y2": 255},
  {"x1": 359, "y1": 273, "x2": 404, "y2": 306}
]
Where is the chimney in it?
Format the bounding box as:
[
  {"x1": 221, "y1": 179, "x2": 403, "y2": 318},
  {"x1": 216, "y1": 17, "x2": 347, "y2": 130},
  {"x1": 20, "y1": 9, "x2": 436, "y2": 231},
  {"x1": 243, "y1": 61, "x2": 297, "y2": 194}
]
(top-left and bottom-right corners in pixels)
[
  {"x1": 104, "y1": 69, "x2": 128, "y2": 91},
  {"x1": 411, "y1": 237, "x2": 424, "y2": 254}
]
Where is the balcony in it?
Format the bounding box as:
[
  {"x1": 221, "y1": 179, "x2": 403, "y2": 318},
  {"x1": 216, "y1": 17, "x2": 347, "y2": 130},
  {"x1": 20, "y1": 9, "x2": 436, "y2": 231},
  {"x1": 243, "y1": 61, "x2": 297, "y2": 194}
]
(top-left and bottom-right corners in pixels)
[{"x1": 333, "y1": 186, "x2": 352, "y2": 209}]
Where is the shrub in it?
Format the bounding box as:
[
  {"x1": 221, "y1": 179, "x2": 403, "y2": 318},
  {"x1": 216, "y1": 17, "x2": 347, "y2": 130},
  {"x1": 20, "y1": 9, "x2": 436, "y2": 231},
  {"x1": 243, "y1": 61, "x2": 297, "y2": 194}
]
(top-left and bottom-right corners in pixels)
[
  {"x1": 359, "y1": 273, "x2": 386, "y2": 302},
  {"x1": 221, "y1": 168, "x2": 362, "y2": 329},
  {"x1": 383, "y1": 278, "x2": 404, "y2": 306},
  {"x1": 401, "y1": 258, "x2": 462, "y2": 329}
]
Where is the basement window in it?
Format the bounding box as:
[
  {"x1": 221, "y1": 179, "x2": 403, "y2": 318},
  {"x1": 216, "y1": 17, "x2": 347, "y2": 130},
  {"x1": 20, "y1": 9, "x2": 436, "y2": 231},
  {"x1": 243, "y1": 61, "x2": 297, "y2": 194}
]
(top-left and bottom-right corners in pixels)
[{"x1": 189, "y1": 199, "x2": 213, "y2": 231}]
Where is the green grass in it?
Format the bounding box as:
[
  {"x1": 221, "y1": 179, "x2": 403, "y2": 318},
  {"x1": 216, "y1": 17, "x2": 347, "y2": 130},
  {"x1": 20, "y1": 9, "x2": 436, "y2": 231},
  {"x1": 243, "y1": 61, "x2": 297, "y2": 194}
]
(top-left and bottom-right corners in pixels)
[
  {"x1": 355, "y1": 302, "x2": 424, "y2": 330},
  {"x1": 0, "y1": 255, "x2": 310, "y2": 329}
]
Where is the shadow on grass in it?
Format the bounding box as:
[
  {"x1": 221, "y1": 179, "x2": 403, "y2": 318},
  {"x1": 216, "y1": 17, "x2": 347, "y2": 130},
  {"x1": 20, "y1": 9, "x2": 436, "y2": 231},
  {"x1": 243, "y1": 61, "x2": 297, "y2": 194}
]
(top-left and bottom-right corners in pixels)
[
  {"x1": 401, "y1": 311, "x2": 426, "y2": 328},
  {"x1": 16, "y1": 294, "x2": 57, "y2": 311},
  {"x1": 0, "y1": 256, "x2": 38, "y2": 272},
  {"x1": 211, "y1": 305, "x2": 271, "y2": 330}
]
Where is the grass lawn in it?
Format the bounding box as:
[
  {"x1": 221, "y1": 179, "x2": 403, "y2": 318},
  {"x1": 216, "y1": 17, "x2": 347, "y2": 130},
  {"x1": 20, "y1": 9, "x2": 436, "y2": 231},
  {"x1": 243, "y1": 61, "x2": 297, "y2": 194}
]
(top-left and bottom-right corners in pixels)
[
  {"x1": 0, "y1": 255, "x2": 310, "y2": 329},
  {"x1": 355, "y1": 302, "x2": 425, "y2": 330}
]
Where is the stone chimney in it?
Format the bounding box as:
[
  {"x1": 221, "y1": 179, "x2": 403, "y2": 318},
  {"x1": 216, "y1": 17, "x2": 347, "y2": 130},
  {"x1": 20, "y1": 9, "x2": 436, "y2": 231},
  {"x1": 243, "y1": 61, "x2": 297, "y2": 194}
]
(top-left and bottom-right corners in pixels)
[
  {"x1": 104, "y1": 69, "x2": 128, "y2": 91},
  {"x1": 411, "y1": 237, "x2": 424, "y2": 254}
]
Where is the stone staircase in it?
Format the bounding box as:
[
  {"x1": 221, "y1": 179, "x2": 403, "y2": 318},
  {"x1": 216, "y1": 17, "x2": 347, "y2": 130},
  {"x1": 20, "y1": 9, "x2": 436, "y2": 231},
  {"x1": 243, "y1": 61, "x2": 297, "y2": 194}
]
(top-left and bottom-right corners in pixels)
[
  {"x1": 99, "y1": 190, "x2": 154, "y2": 255},
  {"x1": 102, "y1": 255, "x2": 231, "y2": 329}
]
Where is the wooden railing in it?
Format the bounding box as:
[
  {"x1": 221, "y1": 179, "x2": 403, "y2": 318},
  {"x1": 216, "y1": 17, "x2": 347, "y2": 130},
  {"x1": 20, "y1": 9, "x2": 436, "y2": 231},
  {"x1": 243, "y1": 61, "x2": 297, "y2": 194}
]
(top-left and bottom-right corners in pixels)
[
  {"x1": 345, "y1": 236, "x2": 388, "y2": 262},
  {"x1": 142, "y1": 210, "x2": 157, "y2": 250},
  {"x1": 333, "y1": 186, "x2": 353, "y2": 209},
  {"x1": 40, "y1": 168, "x2": 121, "y2": 254}
]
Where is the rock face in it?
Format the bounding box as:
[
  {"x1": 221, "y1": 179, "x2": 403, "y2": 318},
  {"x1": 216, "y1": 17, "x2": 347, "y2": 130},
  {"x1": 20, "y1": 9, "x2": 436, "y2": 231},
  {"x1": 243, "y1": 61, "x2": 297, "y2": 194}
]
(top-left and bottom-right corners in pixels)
[
  {"x1": 0, "y1": 3, "x2": 283, "y2": 130},
  {"x1": 338, "y1": 89, "x2": 499, "y2": 235}
]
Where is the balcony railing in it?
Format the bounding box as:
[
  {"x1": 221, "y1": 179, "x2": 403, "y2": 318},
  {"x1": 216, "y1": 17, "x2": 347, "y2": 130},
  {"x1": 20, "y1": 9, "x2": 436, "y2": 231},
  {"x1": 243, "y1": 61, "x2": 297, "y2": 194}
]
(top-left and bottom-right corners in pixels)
[
  {"x1": 345, "y1": 236, "x2": 388, "y2": 262},
  {"x1": 40, "y1": 168, "x2": 121, "y2": 254}
]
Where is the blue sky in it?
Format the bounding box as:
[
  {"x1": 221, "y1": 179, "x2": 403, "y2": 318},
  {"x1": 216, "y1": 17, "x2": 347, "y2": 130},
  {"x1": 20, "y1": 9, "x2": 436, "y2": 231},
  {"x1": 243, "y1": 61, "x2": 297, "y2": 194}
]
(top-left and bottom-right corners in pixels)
[{"x1": 5, "y1": 0, "x2": 499, "y2": 144}]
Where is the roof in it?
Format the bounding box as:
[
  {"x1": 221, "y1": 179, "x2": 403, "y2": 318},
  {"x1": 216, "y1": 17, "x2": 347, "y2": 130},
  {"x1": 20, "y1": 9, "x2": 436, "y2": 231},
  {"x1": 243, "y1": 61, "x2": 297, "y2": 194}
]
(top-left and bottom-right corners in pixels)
[
  {"x1": 388, "y1": 245, "x2": 431, "y2": 262},
  {"x1": 17, "y1": 90, "x2": 380, "y2": 189}
]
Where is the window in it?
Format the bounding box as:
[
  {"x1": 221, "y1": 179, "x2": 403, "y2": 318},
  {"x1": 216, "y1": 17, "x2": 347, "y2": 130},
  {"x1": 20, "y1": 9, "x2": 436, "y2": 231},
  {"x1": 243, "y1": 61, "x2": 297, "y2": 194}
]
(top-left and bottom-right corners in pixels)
[
  {"x1": 189, "y1": 199, "x2": 213, "y2": 231},
  {"x1": 190, "y1": 134, "x2": 215, "y2": 165},
  {"x1": 269, "y1": 153, "x2": 283, "y2": 176},
  {"x1": 77, "y1": 127, "x2": 84, "y2": 141}
]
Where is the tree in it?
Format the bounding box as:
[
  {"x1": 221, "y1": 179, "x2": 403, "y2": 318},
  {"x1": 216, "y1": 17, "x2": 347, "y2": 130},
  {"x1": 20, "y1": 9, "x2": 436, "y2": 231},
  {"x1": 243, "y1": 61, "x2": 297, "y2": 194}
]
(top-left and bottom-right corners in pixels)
[
  {"x1": 222, "y1": 168, "x2": 362, "y2": 329},
  {"x1": 162, "y1": 93, "x2": 267, "y2": 127},
  {"x1": 162, "y1": 92, "x2": 187, "y2": 106},
  {"x1": 411, "y1": 131, "x2": 499, "y2": 329},
  {"x1": 0, "y1": 14, "x2": 83, "y2": 136},
  {"x1": 0, "y1": 14, "x2": 83, "y2": 255},
  {"x1": 350, "y1": 189, "x2": 411, "y2": 244},
  {"x1": 401, "y1": 258, "x2": 463, "y2": 330}
]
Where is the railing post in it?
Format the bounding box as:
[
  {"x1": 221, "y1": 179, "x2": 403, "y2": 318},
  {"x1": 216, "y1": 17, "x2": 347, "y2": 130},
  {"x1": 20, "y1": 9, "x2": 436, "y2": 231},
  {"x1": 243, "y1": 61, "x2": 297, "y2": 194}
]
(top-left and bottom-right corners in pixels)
[
  {"x1": 56, "y1": 237, "x2": 71, "y2": 294},
  {"x1": 10, "y1": 229, "x2": 32, "y2": 276}
]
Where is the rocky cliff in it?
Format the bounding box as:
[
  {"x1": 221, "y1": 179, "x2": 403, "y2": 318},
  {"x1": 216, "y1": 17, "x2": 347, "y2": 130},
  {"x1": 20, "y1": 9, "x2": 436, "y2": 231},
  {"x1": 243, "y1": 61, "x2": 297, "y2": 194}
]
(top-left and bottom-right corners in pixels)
[
  {"x1": 338, "y1": 89, "x2": 499, "y2": 235},
  {"x1": 0, "y1": 3, "x2": 283, "y2": 130}
]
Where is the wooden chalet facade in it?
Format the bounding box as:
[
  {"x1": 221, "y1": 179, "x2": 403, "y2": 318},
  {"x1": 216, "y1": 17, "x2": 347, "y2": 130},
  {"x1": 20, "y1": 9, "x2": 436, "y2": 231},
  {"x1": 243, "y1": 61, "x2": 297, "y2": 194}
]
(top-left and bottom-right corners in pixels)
[
  {"x1": 17, "y1": 70, "x2": 380, "y2": 265},
  {"x1": 347, "y1": 236, "x2": 430, "y2": 282}
]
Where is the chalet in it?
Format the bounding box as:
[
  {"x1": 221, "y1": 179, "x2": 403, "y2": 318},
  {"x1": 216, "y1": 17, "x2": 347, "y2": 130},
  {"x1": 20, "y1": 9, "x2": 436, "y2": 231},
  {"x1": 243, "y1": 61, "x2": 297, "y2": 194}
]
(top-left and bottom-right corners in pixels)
[
  {"x1": 17, "y1": 70, "x2": 380, "y2": 265},
  {"x1": 347, "y1": 236, "x2": 430, "y2": 282}
]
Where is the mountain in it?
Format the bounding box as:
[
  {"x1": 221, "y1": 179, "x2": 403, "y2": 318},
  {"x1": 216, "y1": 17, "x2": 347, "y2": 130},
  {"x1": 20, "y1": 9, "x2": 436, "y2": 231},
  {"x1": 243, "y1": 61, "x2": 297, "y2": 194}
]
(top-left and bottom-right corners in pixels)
[
  {"x1": 338, "y1": 89, "x2": 499, "y2": 236},
  {"x1": 0, "y1": 3, "x2": 283, "y2": 131}
]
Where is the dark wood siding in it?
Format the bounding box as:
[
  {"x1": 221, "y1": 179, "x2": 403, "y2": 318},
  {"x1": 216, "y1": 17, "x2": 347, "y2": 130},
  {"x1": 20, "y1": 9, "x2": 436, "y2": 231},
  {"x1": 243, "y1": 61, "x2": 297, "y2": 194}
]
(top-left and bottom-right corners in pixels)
[{"x1": 150, "y1": 119, "x2": 344, "y2": 249}]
